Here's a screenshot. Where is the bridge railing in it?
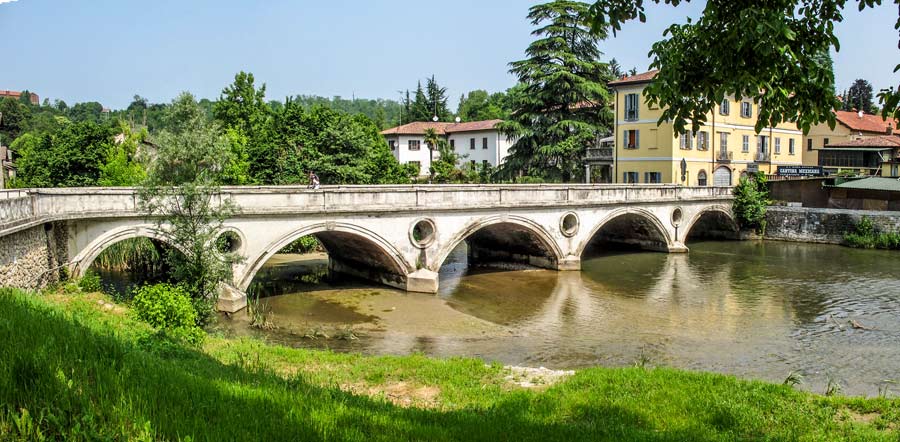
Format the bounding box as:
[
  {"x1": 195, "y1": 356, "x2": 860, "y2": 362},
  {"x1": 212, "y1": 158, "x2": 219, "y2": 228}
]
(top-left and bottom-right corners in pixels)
[{"x1": 1, "y1": 185, "x2": 733, "y2": 232}]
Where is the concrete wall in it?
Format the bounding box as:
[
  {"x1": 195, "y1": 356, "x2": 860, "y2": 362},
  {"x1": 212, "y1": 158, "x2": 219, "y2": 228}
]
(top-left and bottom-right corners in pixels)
[
  {"x1": 765, "y1": 206, "x2": 900, "y2": 244},
  {"x1": 0, "y1": 222, "x2": 67, "y2": 290}
]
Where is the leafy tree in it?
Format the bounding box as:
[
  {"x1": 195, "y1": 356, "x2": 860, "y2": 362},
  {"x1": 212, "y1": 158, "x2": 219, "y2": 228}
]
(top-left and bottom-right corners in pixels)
[
  {"x1": 457, "y1": 90, "x2": 509, "y2": 121},
  {"x1": 98, "y1": 123, "x2": 148, "y2": 186},
  {"x1": 586, "y1": 0, "x2": 900, "y2": 133},
  {"x1": 732, "y1": 173, "x2": 771, "y2": 233},
  {"x1": 67, "y1": 102, "x2": 104, "y2": 123},
  {"x1": 499, "y1": 0, "x2": 614, "y2": 182},
  {"x1": 0, "y1": 98, "x2": 31, "y2": 143},
  {"x1": 608, "y1": 58, "x2": 624, "y2": 78},
  {"x1": 213, "y1": 71, "x2": 269, "y2": 135},
  {"x1": 140, "y1": 92, "x2": 237, "y2": 324},
  {"x1": 15, "y1": 121, "x2": 114, "y2": 187},
  {"x1": 843, "y1": 79, "x2": 875, "y2": 113},
  {"x1": 431, "y1": 140, "x2": 466, "y2": 183}
]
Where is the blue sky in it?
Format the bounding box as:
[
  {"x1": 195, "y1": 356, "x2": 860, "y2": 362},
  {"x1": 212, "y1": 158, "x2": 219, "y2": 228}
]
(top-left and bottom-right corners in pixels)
[{"x1": 1, "y1": 0, "x2": 897, "y2": 110}]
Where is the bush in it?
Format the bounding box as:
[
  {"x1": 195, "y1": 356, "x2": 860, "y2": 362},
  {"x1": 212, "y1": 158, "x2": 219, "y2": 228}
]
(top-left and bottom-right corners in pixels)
[
  {"x1": 77, "y1": 271, "x2": 102, "y2": 293},
  {"x1": 844, "y1": 216, "x2": 900, "y2": 250},
  {"x1": 732, "y1": 173, "x2": 770, "y2": 233},
  {"x1": 131, "y1": 284, "x2": 204, "y2": 345},
  {"x1": 280, "y1": 235, "x2": 322, "y2": 254}
]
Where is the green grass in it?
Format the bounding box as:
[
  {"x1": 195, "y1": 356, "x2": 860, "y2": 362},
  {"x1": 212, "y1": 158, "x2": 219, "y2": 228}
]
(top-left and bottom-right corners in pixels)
[{"x1": 0, "y1": 287, "x2": 898, "y2": 441}]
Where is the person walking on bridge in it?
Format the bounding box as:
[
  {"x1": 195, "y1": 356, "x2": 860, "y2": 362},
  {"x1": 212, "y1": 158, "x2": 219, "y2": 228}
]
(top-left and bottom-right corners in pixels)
[{"x1": 308, "y1": 171, "x2": 320, "y2": 189}]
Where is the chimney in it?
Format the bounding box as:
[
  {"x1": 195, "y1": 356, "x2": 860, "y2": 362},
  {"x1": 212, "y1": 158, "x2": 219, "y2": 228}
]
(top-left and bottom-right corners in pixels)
[
  {"x1": 889, "y1": 123, "x2": 894, "y2": 136},
  {"x1": 858, "y1": 110, "x2": 864, "y2": 119}
]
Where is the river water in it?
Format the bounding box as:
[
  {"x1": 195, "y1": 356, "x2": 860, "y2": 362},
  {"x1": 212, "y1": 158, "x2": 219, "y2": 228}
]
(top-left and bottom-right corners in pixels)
[{"x1": 218, "y1": 241, "x2": 900, "y2": 396}]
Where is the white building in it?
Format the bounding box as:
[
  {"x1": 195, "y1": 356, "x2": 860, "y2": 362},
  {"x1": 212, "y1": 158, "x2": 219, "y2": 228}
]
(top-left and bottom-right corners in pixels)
[{"x1": 381, "y1": 119, "x2": 514, "y2": 175}]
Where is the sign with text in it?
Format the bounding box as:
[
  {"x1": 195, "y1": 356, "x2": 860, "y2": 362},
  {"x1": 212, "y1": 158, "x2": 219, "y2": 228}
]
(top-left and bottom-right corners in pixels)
[
  {"x1": 746, "y1": 163, "x2": 759, "y2": 173},
  {"x1": 776, "y1": 166, "x2": 824, "y2": 177}
]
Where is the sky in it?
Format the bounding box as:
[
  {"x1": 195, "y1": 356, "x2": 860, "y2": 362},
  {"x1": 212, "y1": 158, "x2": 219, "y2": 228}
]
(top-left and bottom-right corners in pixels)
[{"x1": 1, "y1": 0, "x2": 898, "y2": 110}]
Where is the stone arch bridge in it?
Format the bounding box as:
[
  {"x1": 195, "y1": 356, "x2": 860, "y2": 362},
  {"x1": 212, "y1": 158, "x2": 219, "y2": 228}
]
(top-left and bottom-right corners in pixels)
[{"x1": 0, "y1": 185, "x2": 736, "y2": 311}]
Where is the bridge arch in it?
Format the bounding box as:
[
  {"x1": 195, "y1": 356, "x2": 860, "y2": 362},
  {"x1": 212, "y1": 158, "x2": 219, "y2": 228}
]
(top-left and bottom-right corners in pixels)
[
  {"x1": 71, "y1": 225, "x2": 182, "y2": 277},
  {"x1": 238, "y1": 222, "x2": 413, "y2": 291},
  {"x1": 431, "y1": 215, "x2": 565, "y2": 272},
  {"x1": 576, "y1": 208, "x2": 673, "y2": 256},
  {"x1": 683, "y1": 205, "x2": 740, "y2": 241}
]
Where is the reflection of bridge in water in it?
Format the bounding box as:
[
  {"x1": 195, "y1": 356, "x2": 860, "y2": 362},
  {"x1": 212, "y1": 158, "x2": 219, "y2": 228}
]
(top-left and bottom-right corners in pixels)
[{"x1": 0, "y1": 185, "x2": 736, "y2": 311}]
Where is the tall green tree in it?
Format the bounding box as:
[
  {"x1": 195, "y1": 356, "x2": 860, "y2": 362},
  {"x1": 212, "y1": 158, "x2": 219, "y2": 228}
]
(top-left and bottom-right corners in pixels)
[
  {"x1": 140, "y1": 92, "x2": 237, "y2": 323},
  {"x1": 586, "y1": 0, "x2": 900, "y2": 133},
  {"x1": 499, "y1": 0, "x2": 614, "y2": 182},
  {"x1": 457, "y1": 90, "x2": 509, "y2": 121},
  {"x1": 213, "y1": 71, "x2": 269, "y2": 135},
  {"x1": 844, "y1": 79, "x2": 875, "y2": 113},
  {"x1": 15, "y1": 121, "x2": 114, "y2": 187},
  {"x1": 425, "y1": 75, "x2": 451, "y2": 121},
  {"x1": 410, "y1": 82, "x2": 430, "y2": 122},
  {"x1": 0, "y1": 98, "x2": 31, "y2": 143}
]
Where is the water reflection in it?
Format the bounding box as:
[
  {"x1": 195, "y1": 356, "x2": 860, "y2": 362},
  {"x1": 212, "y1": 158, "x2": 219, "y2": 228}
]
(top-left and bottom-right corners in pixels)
[{"x1": 219, "y1": 241, "x2": 900, "y2": 396}]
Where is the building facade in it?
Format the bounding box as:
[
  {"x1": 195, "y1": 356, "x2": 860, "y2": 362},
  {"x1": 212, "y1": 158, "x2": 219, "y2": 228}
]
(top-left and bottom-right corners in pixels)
[
  {"x1": 609, "y1": 71, "x2": 803, "y2": 186},
  {"x1": 803, "y1": 110, "x2": 898, "y2": 168},
  {"x1": 0, "y1": 90, "x2": 39, "y2": 106},
  {"x1": 818, "y1": 135, "x2": 900, "y2": 177},
  {"x1": 381, "y1": 120, "x2": 513, "y2": 175}
]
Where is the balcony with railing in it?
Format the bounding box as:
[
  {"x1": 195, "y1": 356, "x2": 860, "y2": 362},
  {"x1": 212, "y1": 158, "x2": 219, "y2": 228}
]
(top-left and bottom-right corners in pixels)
[
  {"x1": 585, "y1": 146, "x2": 614, "y2": 163},
  {"x1": 756, "y1": 151, "x2": 771, "y2": 163},
  {"x1": 717, "y1": 150, "x2": 733, "y2": 162}
]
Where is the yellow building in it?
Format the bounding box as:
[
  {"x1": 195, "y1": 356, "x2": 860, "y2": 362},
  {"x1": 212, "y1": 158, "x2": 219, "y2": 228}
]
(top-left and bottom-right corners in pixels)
[
  {"x1": 609, "y1": 71, "x2": 803, "y2": 186},
  {"x1": 803, "y1": 110, "x2": 897, "y2": 169}
]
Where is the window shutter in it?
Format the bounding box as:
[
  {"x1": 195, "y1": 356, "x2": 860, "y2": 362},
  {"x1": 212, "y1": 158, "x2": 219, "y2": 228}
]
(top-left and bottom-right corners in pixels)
[
  {"x1": 623, "y1": 130, "x2": 628, "y2": 148},
  {"x1": 635, "y1": 130, "x2": 640, "y2": 148}
]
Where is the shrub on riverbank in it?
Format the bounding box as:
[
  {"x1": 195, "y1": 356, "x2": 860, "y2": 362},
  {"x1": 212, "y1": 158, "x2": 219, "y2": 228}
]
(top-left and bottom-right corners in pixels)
[
  {"x1": 131, "y1": 283, "x2": 204, "y2": 345},
  {"x1": 732, "y1": 173, "x2": 771, "y2": 234},
  {"x1": 844, "y1": 216, "x2": 900, "y2": 250},
  {"x1": 0, "y1": 287, "x2": 897, "y2": 441}
]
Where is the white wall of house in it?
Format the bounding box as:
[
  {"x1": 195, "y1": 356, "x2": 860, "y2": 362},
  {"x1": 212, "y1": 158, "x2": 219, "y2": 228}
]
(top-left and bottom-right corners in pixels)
[
  {"x1": 386, "y1": 134, "x2": 435, "y2": 175},
  {"x1": 447, "y1": 130, "x2": 513, "y2": 169},
  {"x1": 386, "y1": 130, "x2": 514, "y2": 175}
]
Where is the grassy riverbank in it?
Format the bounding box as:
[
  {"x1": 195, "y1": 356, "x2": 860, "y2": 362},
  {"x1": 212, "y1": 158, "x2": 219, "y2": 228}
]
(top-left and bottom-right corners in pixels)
[{"x1": 1, "y1": 288, "x2": 898, "y2": 441}]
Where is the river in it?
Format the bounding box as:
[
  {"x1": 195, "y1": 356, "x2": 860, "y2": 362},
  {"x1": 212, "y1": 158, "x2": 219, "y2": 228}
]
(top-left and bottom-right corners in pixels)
[{"x1": 217, "y1": 240, "x2": 900, "y2": 397}]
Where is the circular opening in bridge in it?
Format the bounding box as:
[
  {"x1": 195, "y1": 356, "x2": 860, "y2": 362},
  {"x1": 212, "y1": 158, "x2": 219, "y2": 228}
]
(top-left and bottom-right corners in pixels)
[
  {"x1": 216, "y1": 231, "x2": 242, "y2": 254},
  {"x1": 671, "y1": 207, "x2": 684, "y2": 227},
  {"x1": 410, "y1": 219, "x2": 436, "y2": 248},
  {"x1": 560, "y1": 212, "x2": 579, "y2": 237}
]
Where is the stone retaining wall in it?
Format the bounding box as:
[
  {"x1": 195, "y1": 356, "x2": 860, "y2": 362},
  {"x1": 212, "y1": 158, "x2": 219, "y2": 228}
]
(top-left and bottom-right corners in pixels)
[
  {"x1": 765, "y1": 207, "x2": 900, "y2": 244},
  {"x1": 0, "y1": 222, "x2": 68, "y2": 290}
]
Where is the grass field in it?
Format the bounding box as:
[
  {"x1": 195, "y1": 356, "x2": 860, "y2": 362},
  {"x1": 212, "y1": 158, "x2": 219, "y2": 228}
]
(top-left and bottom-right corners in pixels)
[{"x1": 0, "y1": 287, "x2": 897, "y2": 441}]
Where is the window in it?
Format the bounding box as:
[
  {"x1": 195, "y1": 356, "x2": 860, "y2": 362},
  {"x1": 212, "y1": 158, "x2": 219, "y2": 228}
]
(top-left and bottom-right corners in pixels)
[
  {"x1": 409, "y1": 161, "x2": 421, "y2": 173},
  {"x1": 388, "y1": 140, "x2": 396, "y2": 151},
  {"x1": 698, "y1": 170, "x2": 708, "y2": 186},
  {"x1": 482, "y1": 160, "x2": 489, "y2": 167},
  {"x1": 823, "y1": 137, "x2": 830, "y2": 147},
  {"x1": 775, "y1": 137, "x2": 781, "y2": 154},
  {"x1": 409, "y1": 140, "x2": 421, "y2": 151},
  {"x1": 644, "y1": 172, "x2": 662, "y2": 183},
  {"x1": 742, "y1": 135, "x2": 750, "y2": 152},
  {"x1": 741, "y1": 102, "x2": 752, "y2": 118},
  {"x1": 789, "y1": 138, "x2": 796, "y2": 155},
  {"x1": 719, "y1": 132, "x2": 728, "y2": 151},
  {"x1": 697, "y1": 131, "x2": 709, "y2": 151},
  {"x1": 623, "y1": 130, "x2": 640, "y2": 149},
  {"x1": 679, "y1": 132, "x2": 694, "y2": 150},
  {"x1": 469, "y1": 138, "x2": 476, "y2": 150},
  {"x1": 719, "y1": 100, "x2": 730, "y2": 116},
  {"x1": 450, "y1": 139, "x2": 455, "y2": 149},
  {"x1": 623, "y1": 171, "x2": 639, "y2": 183},
  {"x1": 807, "y1": 139, "x2": 813, "y2": 151},
  {"x1": 470, "y1": 160, "x2": 476, "y2": 167},
  {"x1": 482, "y1": 137, "x2": 488, "y2": 149},
  {"x1": 624, "y1": 93, "x2": 639, "y2": 121},
  {"x1": 758, "y1": 135, "x2": 769, "y2": 153}
]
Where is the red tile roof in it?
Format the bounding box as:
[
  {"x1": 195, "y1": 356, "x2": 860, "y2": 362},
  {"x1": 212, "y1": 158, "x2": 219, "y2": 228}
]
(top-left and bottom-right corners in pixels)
[
  {"x1": 608, "y1": 70, "x2": 659, "y2": 86},
  {"x1": 0, "y1": 90, "x2": 39, "y2": 105},
  {"x1": 826, "y1": 135, "x2": 900, "y2": 148},
  {"x1": 834, "y1": 111, "x2": 898, "y2": 134},
  {"x1": 381, "y1": 119, "x2": 502, "y2": 135}
]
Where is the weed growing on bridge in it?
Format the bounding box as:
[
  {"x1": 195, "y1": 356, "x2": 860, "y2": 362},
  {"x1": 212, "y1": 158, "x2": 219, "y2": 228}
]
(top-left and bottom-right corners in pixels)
[{"x1": 0, "y1": 287, "x2": 898, "y2": 441}]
